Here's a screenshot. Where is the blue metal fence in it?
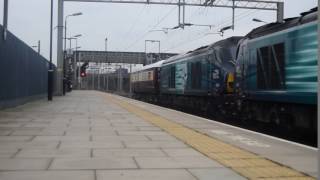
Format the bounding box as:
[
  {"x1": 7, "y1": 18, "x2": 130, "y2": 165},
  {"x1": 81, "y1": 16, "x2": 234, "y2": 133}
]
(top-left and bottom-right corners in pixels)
[{"x1": 0, "y1": 25, "x2": 52, "y2": 109}]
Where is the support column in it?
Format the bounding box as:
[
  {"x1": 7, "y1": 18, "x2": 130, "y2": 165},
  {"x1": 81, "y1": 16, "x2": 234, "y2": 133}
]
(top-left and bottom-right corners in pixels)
[
  {"x1": 129, "y1": 64, "x2": 132, "y2": 96},
  {"x1": 182, "y1": 0, "x2": 185, "y2": 28},
  {"x1": 56, "y1": 0, "x2": 64, "y2": 95},
  {"x1": 73, "y1": 52, "x2": 77, "y2": 89},
  {"x1": 232, "y1": 0, "x2": 235, "y2": 30},
  {"x1": 3, "y1": 0, "x2": 8, "y2": 40},
  {"x1": 178, "y1": 0, "x2": 180, "y2": 27},
  {"x1": 38, "y1": 40, "x2": 41, "y2": 54},
  {"x1": 276, "y1": 2, "x2": 284, "y2": 23}
]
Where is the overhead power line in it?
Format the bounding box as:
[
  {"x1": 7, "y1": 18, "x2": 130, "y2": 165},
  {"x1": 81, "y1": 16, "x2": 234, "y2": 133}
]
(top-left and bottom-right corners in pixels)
[
  {"x1": 120, "y1": 5, "x2": 147, "y2": 50},
  {"x1": 162, "y1": 9, "x2": 259, "y2": 52},
  {"x1": 124, "y1": 6, "x2": 177, "y2": 51}
]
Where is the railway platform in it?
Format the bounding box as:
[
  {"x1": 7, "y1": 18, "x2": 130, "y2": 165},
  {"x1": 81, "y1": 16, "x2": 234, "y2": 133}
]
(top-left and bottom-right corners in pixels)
[{"x1": 0, "y1": 90, "x2": 316, "y2": 180}]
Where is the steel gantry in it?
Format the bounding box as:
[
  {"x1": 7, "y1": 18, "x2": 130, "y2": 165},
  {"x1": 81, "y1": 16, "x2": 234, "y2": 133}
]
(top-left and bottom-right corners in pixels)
[{"x1": 55, "y1": 0, "x2": 284, "y2": 95}]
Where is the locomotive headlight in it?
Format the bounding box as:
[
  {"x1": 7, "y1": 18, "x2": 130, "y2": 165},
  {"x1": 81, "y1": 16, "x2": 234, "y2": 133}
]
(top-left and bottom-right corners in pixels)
[{"x1": 215, "y1": 83, "x2": 220, "y2": 87}]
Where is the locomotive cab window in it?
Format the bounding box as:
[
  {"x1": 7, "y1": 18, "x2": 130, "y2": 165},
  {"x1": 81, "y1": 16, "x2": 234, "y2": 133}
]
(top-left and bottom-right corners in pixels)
[{"x1": 256, "y1": 43, "x2": 285, "y2": 90}]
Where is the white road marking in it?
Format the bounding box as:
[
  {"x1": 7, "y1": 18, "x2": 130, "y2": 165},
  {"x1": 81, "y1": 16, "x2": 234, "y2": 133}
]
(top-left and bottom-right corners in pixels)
[{"x1": 210, "y1": 130, "x2": 270, "y2": 148}]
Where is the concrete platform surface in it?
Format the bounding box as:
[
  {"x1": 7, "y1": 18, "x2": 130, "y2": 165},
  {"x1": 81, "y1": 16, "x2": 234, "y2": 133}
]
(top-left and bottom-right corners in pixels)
[
  {"x1": 119, "y1": 95, "x2": 318, "y2": 178},
  {"x1": 0, "y1": 91, "x2": 316, "y2": 180}
]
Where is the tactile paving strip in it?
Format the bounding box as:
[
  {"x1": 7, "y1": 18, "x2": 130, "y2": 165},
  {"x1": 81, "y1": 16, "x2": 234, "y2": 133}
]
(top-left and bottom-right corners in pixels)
[{"x1": 105, "y1": 94, "x2": 315, "y2": 180}]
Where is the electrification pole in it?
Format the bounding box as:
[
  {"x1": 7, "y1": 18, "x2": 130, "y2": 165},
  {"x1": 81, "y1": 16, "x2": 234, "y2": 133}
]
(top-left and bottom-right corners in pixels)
[
  {"x1": 38, "y1": 40, "x2": 41, "y2": 54},
  {"x1": 48, "y1": 0, "x2": 54, "y2": 101},
  {"x1": 276, "y1": 2, "x2": 284, "y2": 23},
  {"x1": 57, "y1": 0, "x2": 64, "y2": 96},
  {"x1": 104, "y1": 37, "x2": 109, "y2": 92},
  {"x1": 3, "y1": 0, "x2": 8, "y2": 40}
]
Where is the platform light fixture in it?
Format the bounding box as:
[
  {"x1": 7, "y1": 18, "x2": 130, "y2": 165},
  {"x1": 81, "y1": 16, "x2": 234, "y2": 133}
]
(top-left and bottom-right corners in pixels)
[
  {"x1": 205, "y1": 32, "x2": 223, "y2": 37},
  {"x1": 171, "y1": 23, "x2": 215, "y2": 30},
  {"x1": 64, "y1": 12, "x2": 83, "y2": 52},
  {"x1": 219, "y1": 25, "x2": 233, "y2": 36},
  {"x1": 149, "y1": 29, "x2": 169, "y2": 34},
  {"x1": 145, "y1": 40, "x2": 161, "y2": 65},
  {"x1": 252, "y1": 18, "x2": 268, "y2": 24}
]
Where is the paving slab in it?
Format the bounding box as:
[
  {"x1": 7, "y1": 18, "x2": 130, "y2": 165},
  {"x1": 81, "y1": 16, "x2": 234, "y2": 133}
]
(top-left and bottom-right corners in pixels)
[
  {"x1": 0, "y1": 148, "x2": 19, "y2": 158},
  {"x1": 11, "y1": 129, "x2": 65, "y2": 136},
  {"x1": 0, "y1": 141, "x2": 59, "y2": 149},
  {"x1": 0, "y1": 171, "x2": 95, "y2": 180},
  {"x1": 124, "y1": 141, "x2": 187, "y2": 148},
  {"x1": 59, "y1": 141, "x2": 124, "y2": 148},
  {"x1": 96, "y1": 169, "x2": 197, "y2": 180},
  {"x1": 0, "y1": 130, "x2": 13, "y2": 135},
  {"x1": 93, "y1": 148, "x2": 166, "y2": 157},
  {"x1": 50, "y1": 157, "x2": 138, "y2": 170},
  {"x1": 92, "y1": 135, "x2": 149, "y2": 141},
  {"x1": 0, "y1": 136, "x2": 33, "y2": 141},
  {"x1": 135, "y1": 156, "x2": 223, "y2": 168},
  {"x1": 16, "y1": 148, "x2": 91, "y2": 158},
  {"x1": 0, "y1": 158, "x2": 51, "y2": 170},
  {"x1": 65, "y1": 131, "x2": 116, "y2": 136},
  {"x1": 32, "y1": 135, "x2": 90, "y2": 141}
]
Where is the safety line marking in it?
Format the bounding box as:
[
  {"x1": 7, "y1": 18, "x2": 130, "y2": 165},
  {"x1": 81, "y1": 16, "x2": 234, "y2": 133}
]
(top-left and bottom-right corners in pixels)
[{"x1": 105, "y1": 94, "x2": 315, "y2": 180}]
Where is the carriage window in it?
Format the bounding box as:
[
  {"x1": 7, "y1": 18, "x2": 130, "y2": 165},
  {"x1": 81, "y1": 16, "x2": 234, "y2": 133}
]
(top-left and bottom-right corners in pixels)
[
  {"x1": 257, "y1": 43, "x2": 285, "y2": 90},
  {"x1": 191, "y1": 62, "x2": 202, "y2": 89},
  {"x1": 148, "y1": 71, "x2": 153, "y2": 80},
  {"x1": 169, "y1": 66, "x2": 176, "y2": 88}
]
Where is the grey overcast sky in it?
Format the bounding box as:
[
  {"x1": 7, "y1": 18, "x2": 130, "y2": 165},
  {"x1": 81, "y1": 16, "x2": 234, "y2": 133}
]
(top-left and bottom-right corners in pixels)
[{"x1": 0, "y1": 0, "x2": 317, "y2": 64}]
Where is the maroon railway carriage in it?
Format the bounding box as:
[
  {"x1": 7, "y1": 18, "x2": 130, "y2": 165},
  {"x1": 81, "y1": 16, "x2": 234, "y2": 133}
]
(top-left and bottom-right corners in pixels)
[{"x1": 130, "y1": 60, "x2": 164, "y2": 98}]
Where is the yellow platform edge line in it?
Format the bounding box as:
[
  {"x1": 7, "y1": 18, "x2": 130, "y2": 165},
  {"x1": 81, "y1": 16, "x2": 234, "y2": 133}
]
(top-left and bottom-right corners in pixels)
[{"x1": 105, "y1": 94, "x2": 315, "y2": 180}]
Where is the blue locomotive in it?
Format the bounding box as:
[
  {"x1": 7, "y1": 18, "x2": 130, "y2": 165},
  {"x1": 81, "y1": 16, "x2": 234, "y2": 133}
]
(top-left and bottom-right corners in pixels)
[
  {"x1": 130, "y1": 7, "x2": 317, "y2": 131},
  {"x1": 235, "y1": 7, "x2": 318, "y2": 131},
  {"x1": 159, "y1": 37, "x2": 242, "y2": 111}
]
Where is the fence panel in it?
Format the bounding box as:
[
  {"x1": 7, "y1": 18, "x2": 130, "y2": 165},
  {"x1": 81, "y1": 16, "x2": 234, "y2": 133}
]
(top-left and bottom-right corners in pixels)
[{"x1": 0, "y1": 25, "x2": 52, "y2": 109}]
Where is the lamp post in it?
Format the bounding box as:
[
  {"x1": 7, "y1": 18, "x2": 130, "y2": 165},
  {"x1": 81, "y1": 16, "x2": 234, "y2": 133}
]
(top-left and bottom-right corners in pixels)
[
  {"x1": 75, "y1": 46, "x2": 81, "y2": 89},
  {"x1": 115, "y1": 64, "x2": 122, "y2": 92},
  {"x1": 105, "y1": 37, "x2": 108, "y2": 92},
  {"x1": 145, "y1": 40, "x2": 161, "y2": 65},
  {"x1": 66, "y1": 34, "x2": 82, "y2": 89},
  {"x1": 64, "y1": 12, "x2": 83, "y2": 53},
  {"x1": 67, "y1": 34, "x2": 82, "y2": 52}
]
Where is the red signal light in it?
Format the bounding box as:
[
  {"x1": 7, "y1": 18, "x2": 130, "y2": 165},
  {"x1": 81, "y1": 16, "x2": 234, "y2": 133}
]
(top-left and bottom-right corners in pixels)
[{"x1": 80, "y1": 72, "x2": 86, "y2": 77}]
